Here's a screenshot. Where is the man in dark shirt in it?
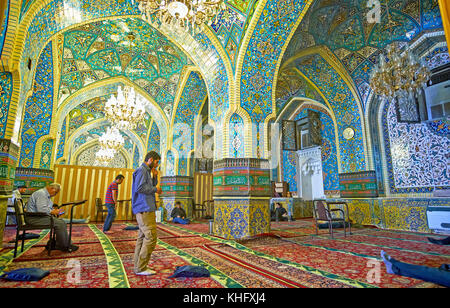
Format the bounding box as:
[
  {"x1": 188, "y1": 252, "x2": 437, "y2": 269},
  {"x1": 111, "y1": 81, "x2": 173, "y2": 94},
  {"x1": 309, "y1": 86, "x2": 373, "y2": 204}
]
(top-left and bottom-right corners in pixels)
[
  {"x1": 275, "y1": 203, "x2": 288, "y2": 221},
  {"x1": 170, "y1": 201, "x2": 190, "y2": 224}
]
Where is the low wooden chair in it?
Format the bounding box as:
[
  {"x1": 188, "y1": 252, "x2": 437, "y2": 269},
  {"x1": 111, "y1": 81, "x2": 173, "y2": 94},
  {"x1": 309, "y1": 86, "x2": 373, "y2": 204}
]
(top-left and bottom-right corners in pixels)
[
  {"x1": 12, "y1": 198, "x2": 56, "y2": 257},
  {"x1": 95, "y1": 198, "x2": 108, "y2": 222},
  {"x1": 313, "y1": 200, "x2": 351, "y2": 239}
]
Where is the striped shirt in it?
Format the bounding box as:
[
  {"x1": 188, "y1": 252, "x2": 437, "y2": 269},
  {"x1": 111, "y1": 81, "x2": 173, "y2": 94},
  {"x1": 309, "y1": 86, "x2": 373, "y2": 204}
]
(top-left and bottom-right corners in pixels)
[{"x1": 105, "y1": 181, "x2": 118, "y2": 204}]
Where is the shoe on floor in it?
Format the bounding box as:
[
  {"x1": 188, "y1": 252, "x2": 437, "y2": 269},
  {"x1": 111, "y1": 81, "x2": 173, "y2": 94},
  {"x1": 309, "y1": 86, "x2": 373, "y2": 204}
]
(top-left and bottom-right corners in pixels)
[
  {"x1": 135, "y1": 269, "x2": 156, "y2": 276},
  {"x1": 65, "y1": 245, "x2": 79, "y2": 253}
]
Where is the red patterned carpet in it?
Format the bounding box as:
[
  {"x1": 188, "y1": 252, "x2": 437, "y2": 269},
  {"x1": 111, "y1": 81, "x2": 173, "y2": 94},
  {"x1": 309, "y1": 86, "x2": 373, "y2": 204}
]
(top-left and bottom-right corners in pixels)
[{"x1": 0, "y1": 219, "x2": 449, "y2": 288}]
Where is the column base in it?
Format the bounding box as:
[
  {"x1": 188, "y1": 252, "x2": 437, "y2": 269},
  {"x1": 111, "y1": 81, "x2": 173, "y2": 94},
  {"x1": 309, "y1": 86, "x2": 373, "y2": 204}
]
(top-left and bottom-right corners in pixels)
[{"x1": 213, "y1": 197, "x2": 271, "y2": 240}]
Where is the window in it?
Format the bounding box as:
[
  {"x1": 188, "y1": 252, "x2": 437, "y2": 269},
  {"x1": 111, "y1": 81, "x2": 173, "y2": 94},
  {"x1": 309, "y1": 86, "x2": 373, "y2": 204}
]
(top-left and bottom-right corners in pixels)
[{"x1": 282, "y1": 110, "x2": 321, "y2": 151}]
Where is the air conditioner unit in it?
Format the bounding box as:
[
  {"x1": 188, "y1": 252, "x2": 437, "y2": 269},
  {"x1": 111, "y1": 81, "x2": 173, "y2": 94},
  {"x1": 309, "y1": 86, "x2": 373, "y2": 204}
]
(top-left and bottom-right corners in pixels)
[
  {"x1": 426, "y1": 206, "x2": 450, "y2": 234},
  {"x1": 424, "y1": 79, "x2": 450, "y2": 120}
]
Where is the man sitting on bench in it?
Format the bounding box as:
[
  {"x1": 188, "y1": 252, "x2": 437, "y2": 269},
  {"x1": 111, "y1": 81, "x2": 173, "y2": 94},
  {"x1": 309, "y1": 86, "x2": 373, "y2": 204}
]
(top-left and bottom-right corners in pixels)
[{"x1": 26, "y1": 183, "x2": 78, "y2": 253}]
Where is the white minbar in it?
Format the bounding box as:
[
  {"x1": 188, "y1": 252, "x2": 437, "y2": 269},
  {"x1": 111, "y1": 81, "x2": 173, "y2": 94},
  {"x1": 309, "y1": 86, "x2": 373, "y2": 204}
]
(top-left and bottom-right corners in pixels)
[{"x1": 296, "y1": 146, "x2": 325, "y2": 201}]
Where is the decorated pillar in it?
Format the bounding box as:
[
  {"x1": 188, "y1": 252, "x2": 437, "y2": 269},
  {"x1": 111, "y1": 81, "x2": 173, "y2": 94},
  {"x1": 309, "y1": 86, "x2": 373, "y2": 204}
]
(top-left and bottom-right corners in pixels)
[
  {"x1": 0, "y1": 139, "x2": 19, "y2": 247},
  {"x1": 160, "y1": 176, "x2": 194, "y2": 221},
  {"x1": 14, "y1": 167, "x2": 55, "y2": 196},
  {"x1": 212, "y1": 158, "x2": 271, "y2": 239}
]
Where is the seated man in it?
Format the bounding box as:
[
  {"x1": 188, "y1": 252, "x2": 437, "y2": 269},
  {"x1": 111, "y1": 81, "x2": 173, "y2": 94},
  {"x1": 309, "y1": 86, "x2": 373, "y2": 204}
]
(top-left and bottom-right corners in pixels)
[
  {"x1": 26, "y1": 183, "x2": 78, "y2": 252},
  {"x1": 275, "y1": 203, "x2": 289, "y2": 222},
  {"x1": 170, "y1": 202, "x2": 190, "y2": 224}
]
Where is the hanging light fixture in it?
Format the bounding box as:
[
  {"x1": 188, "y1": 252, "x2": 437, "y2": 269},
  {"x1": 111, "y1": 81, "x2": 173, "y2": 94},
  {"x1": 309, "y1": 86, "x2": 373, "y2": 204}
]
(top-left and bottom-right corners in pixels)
[
  {"x1": 137, "y1": 0, "x2": 226, "y2": 33},
  {"x1": 369, "y1": 44, "x2": 431, "y2": 100},
  {"x1": 95, "y1": 148, "x2": 116, "y2": 166},
  {"x1": 369, "y1": 6, "x2": 431, "y2": 101},
  {"x1": 104, "y1": 85, "x2": 147, "y2": 130},
  {"x1": 98, "y1": 127, "x2": 125, "y2": 151}
]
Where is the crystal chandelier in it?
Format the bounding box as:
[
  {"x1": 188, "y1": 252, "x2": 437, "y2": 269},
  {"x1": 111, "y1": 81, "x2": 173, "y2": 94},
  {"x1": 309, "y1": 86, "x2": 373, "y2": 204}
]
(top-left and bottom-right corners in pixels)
[
  {"x1": 104, "y1": 85, "x2": 147, "y2": 130},
  {"x1": 137, "y1": 0, "x2": 226, "y2": 33},
  {"x1": 98, "y1": 127, "x2": 125, "y2": 151},
  {"x1": 95, "y1": 148, "x2": 116, "y2": 166},
  {"x1": 369, "y1": 44, "x2": 431, "y2": 100},
  {"x1": 369, "y1": 6, "x2": 431, "y2": 101}
]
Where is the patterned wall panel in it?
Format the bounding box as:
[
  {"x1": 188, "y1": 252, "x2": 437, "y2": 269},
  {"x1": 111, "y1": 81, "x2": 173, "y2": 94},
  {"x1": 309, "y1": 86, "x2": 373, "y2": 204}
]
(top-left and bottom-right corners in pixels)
[
  {"x1": 229, "y1": 113, "x2": 245, "y2": 158},
  {"x1": 19, "y1": 42, "x2": 54, "y2": 168},
  {"x1": 174, "y1": 71, "x2": 207, "y2": 147},
  {"x1": 39, "y1": 139, "x2": 54, "y2": 169},
  {"x1": 66, "y1": 96, "x2": 106, "y2": 137},
  {"x1": 213, "y1": 198, "x2": 270, "y2": 239},
  {"x1": 282, "y1": 150, "x2": 297, "y2": 192},
  {"x1": 326, "y1": 197, "x2": 450, "y2": 233},
  {"x1": 296, "y1": 54, "x2": 366, "y2": 173},
  {"x1": 383, "y1": 100, "x2": 450, "y2": 193},
  {"x1": 421, "y1": 0, "x2": 444, "y2": 29},
  {"x1": 171, "y1": 71, "x2": 207, "y2": 175},
  {"x1": 424, "y1": 45, "x2": 450, "y2": 69},
  {"x1": 165, "y1": 150, "x2": 175, "y2": 176},
  {"x1": 240, "y1": 0, "x2": 310, "y2": 124},
  {"x1": 210, "y1": 5, "x2": 246, "y2": 67},
  {"x1": 56, "y1": 117, "x2": 67, "y2": 161},
  {"x1": 0, "y1": 0, "x2": 10, "y2": 56},
  {"x1": 0, "y1": 72, "x2": 12, "y2": 138},
  {"x1": 132, "y1": 145, "x2": 140, "y2": 169},
  {"x1": 147, "y1": 122, "x2": 161, "y2": 154},
  {"x1": 193, "y1": 32, "x2": 229, "y2": 125},
  {"x1": 276, "y1": 68, "x2": 324, "y2": 112}
]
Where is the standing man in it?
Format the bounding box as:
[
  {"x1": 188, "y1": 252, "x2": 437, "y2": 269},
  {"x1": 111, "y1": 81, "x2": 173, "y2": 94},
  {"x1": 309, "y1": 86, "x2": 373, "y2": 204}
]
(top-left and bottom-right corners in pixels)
[
  {"x1": 26, "y1": 183, "x2": 78, "y2": 252},
  {"x1": 132, "y1": 151, "x2": 162, "y2": 275},
  {"x1": 103, "y1": 174, "x2": 125, "y2": 234}
]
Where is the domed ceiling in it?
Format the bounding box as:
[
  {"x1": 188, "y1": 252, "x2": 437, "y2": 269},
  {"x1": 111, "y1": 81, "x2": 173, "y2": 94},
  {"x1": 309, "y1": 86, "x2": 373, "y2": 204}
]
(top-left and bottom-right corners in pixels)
[
  {"x1": 58, "y1": 17, "x2": 191, "y2": 113},
  {"x1": 278, "y1": 0, "x2": 446, "y2": 111}
]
